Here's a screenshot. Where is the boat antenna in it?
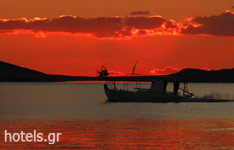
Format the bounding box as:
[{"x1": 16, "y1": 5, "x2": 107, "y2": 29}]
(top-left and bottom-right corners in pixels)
[{"x1": 132, "y1": 60, "x2": 138, "y2": 75}]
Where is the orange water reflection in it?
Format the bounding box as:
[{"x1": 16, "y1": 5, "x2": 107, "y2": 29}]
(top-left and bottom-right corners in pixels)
[{"x1": 1, "y1": 119, "x2": 234, "y2": 150}]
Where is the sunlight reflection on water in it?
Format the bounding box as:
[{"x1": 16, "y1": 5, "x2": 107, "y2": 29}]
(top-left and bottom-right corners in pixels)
[{"x1": 1, "y1": 119, "x2": 234, "y2": 150}]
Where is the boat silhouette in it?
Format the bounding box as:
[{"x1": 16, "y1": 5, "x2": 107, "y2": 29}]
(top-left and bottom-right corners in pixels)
[
  {"x1": 104, "y1": 81, "x2": 234, "y2": 103},
  {"x1": 104, "y1": 78, "x2": 194, "y2": 102}
]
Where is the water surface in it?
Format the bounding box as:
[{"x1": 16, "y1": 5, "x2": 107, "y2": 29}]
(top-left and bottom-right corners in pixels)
[{"x1": 0, "y1": 83, "x2": 234, "y2": 149}]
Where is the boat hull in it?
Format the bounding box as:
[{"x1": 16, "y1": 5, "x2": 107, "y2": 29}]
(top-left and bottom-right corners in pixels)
[
  {"x1": 104, "y1": 84, "x2": 234, "y2": 103},
  {"x1": 104, "y1": 84, "x2": 183, "y2": 103}
]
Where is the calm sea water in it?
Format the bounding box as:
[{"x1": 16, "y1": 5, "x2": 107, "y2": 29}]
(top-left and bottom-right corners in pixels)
[{"x1": 0, "y1": 82, "x2": 234, "y2": 150}]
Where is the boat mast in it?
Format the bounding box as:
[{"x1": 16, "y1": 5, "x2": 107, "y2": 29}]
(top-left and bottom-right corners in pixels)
[
  {"x1": 131, "y1": 60, "x2": 142, "y2": 89},
  {"x1": 132, "y1": 60, "x2": 138, "y2": 75}
]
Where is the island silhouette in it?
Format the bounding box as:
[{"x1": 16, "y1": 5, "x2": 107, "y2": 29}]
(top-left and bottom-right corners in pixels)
[{"x1": 0, "y1": 61, "x2": 233, "y2": 82}]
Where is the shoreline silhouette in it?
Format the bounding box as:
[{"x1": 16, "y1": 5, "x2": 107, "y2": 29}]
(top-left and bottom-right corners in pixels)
[{"x1": 0, "y1": 61, "x2": 234, "y2": 83}]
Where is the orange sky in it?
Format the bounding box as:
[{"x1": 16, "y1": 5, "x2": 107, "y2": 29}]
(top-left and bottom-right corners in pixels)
[
  {"x1": 0, "y1": 0, "x2": 234, "y2": 76},
  {"x1": 1, "y1": 0, "x2": 233, "y2": 20}
]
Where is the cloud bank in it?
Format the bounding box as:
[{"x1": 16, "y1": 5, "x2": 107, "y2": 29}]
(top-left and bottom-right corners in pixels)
[
  {"x1": 182, "y1": 10, "x2": 234, "y2": 36},
  {"x1": 0, "y1": 15, "x2": 172, "y2": 38},
  {"x1": 0, "y1": 11, "x2": 234, "y2": 38}
]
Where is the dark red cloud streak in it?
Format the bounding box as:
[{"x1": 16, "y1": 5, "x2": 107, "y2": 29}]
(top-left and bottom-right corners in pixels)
[
  {"x1": 125, "y1": 16, "x2": 165, "y2": 29},
  {"x1": 0, "y1": 11, "x2": 234, "y2": 38},
  {"x1": 0, "y1": 16, "x2": 169, "y2": 38},
  {"x1": 129, "y1": 11, "x2": 150, "y2": 16},
  {"x1": 182, "y1": 11, "x2": 234, "y2": 36}
]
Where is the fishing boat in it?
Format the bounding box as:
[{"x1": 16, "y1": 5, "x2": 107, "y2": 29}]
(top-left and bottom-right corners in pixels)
[
  {"x1": 104, "y1": 80, "x2": 234, "y2": 103},
  {"x1": 104, "y1": 78, "x2": 194, "y2": 102}
]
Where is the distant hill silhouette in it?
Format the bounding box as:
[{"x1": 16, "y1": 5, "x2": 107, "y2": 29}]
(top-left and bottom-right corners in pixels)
[
  {"x1": 169, "y1": 68, "x2": 234, "y2": 83},
  {"x1": 0, "y1": 61, "x2": 47, "y2": 81},
  {"x1": 0, "y1": 61, "x2": 233, "y2": 82},
  {"x1": 0, "y1": 61, "x2": 80, "y2": 82}
]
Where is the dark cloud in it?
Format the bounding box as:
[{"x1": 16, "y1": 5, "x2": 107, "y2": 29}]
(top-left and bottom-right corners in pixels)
[
  {"x1": 124, "y1": 16, "x2": 165, "y2": 29},
  {"x1": 182, "y1": 11, "x2": 234, "y2": 36},
  {"x1": 1, "y1": 11, "x2": 233, "y2": 38},
  {"x1": 0, "y1": 15, "x2": 167, "y2": 37},
  {"x1": 130, "y1": 11, "x2": 150, "y2": 16},
  {"x1": 0, "y1": 16, "x2": 124, "y2": 37}
]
